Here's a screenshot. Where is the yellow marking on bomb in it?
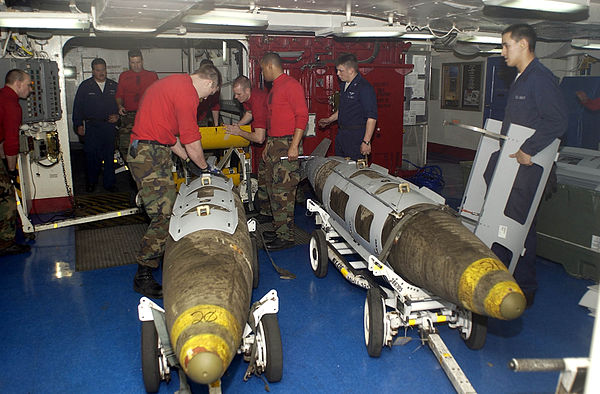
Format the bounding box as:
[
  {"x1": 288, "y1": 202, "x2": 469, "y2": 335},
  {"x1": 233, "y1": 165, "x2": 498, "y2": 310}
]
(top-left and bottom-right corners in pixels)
[
  {"x1": 171, "y1": 305, "x2": 241, "y2": 350},
  {"x1": 458, "y1": 257, "x2": 506, "y2": 313},
  {"x1": 230, "y1": 243, "x2": 244, "y2": 256},
  {"x1": 484, "y1": 281, "x2": 525, "y2": 319},
  {"x1": 437, "y1": 315, "x2": 447, "y2": 323},
  {"x1": 341, "y1": 267, "x2": 349, "y2": 277},
  {"x1": 180, "y1": 334, "x2": 231, "y2": 372}
]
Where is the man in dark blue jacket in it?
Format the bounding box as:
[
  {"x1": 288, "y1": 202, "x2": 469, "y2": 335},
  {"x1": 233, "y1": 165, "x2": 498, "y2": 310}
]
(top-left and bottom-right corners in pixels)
[
  {"x1": 73, "y1": 58, "x2": 119, "y2": 192},
  {"x1": 484, "y1": 24, "x2": 567, "y2": 307},
  {"x1": 318, "y1": 53, "x2": 377, "y2": 160}
]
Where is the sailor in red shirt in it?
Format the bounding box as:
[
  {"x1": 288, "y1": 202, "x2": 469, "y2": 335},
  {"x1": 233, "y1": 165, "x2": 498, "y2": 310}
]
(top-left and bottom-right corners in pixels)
[
  {"x1": 115, "y1": 49, "x2": 158, "y2": 160},
  {"x1": 196, "y1": 59, "x2": 221, "y2": 126},
  {"x1": 224, "y1": 75, "x2": 268, "y2": 143},
  {"x1": 224, "y1": 75, "x2": 271, "y2": 225},
  {"x1": 0, "y1": 69, "x2": 32, "y2": 256},
  {"x1": 127, "y1": 64, "x2": 221, "y2": 299},
  {"x1": 260, "y1": 53, "x2": 309, "y2": 251},
  {"x1": 576, "y1": 90, "x2": 600, "y2": 111}
]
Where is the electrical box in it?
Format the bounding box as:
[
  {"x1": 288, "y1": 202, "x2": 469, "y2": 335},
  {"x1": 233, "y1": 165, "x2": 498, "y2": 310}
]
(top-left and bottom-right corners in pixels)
[{"x1": 0, "y1": 58, "x2": 62, "y2": 123}]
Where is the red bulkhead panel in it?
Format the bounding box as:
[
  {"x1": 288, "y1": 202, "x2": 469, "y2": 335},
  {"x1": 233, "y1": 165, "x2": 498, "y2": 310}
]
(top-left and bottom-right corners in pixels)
[{"x1": 248, "y1": 35, "x2": 413, "y2": 175}]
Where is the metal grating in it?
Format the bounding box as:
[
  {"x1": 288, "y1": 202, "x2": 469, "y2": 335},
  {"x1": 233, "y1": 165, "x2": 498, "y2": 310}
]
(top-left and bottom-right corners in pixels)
[{"x1": 75, "y1": 223, "x2": 146, "y2": 271}]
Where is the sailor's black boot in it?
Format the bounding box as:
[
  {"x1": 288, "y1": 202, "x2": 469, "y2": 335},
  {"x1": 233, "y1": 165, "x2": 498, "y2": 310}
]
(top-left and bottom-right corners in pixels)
[{"x1": 133, "y1": 264, "x2": 163, "y2": 299}]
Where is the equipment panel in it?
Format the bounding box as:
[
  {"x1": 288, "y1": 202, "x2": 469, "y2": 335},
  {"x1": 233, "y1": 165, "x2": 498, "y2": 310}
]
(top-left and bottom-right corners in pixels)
[{"x1": 0, "y1": 58, "x2": 62, "y2": 123}]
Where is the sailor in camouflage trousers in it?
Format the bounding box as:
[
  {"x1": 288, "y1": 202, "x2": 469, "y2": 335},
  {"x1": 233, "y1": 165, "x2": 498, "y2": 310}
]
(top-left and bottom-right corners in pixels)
[
  {"x1": 0, "y1": 160, "x2": 17, "y2": 248},
  {"x1": 0, "y1": 69, "x2": 31, "y2": 256},
  {"x1": 117, "y1": 111, "x2": 136, "y2": 161},
  {"x1": 262, "y1": 137, "x2": 302, "y2": 244},
  {"x1": 127, "y1": 142, "x2": 175, "y2": 268},
  {"x1": 260, "y1": 53, "x2": 309, "y2": 251}
]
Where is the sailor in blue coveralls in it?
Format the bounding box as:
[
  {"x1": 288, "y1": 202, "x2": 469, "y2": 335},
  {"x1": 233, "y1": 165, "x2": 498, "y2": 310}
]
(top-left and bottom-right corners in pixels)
[
  {"x1": 73, "y1": 58, "x2": 119, "y2": 192},
  {"x1": 484, "y1": 24, "x2": 567, "y2": 307},
  {"x1": 319, "y1": 53, "x2": 377, "y2": 160}
]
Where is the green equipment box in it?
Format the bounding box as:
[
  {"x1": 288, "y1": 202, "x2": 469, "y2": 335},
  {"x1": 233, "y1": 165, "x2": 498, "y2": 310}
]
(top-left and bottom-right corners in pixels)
[{"x1": 537, "y1": 148, "x2": 600, "y2": 281}]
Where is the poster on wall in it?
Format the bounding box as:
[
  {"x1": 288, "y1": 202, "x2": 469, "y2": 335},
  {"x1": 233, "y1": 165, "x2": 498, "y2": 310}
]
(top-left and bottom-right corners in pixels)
[
  {"x1": 441, "y1": 63, "x2": 461, "y2": 109},
  {"x1": 441, "y1": 62, "x2": 484, "y2": 111},
  {"x1": 461, "y1": 62, "x2": 483, "y2": 111}
]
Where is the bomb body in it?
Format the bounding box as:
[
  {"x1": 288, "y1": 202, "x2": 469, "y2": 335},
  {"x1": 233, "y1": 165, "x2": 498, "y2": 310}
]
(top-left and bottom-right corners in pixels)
[
  {"x1": 305, "y1": 157, "x2": 525, "y2": 320},
  {"x1": 163, "y1": 175, "x2": 254, "y2": 383}
]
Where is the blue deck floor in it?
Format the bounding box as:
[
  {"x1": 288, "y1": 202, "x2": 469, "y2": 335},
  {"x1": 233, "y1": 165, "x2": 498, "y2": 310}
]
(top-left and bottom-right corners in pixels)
[{"x1": 0, "y1": 170, "x2": 595, "y2": 393}]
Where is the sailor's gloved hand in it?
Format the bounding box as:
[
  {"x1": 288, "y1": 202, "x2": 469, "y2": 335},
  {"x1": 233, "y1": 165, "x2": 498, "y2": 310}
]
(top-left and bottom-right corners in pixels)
[
  {"x1": 200, "y1": 163, "x2": 222, "y2": 176},
  {"x1": 186, "y1": 160, "x2": 222, "y2": 177}
]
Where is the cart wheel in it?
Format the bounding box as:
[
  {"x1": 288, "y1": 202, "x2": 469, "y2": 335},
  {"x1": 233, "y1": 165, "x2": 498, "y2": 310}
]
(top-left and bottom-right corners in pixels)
[
  {"x1": 364, "y1": 287, "x2": 385, "y2": 357},
  {"x1": 309, "y1": 229, "x2": 328, "y2": 278},
  {"x1": 461, "y1": 312, "x2": 487, "y2": 350},
  {"x1": 251, "y1": 235, "x2": 259, "y2": 289},
  {"x1": 258, "y1": 313, "x2": 283, "y2": 382},
  {"x1": 141, "y1": 321, "x2": 161, "y2": 393}
]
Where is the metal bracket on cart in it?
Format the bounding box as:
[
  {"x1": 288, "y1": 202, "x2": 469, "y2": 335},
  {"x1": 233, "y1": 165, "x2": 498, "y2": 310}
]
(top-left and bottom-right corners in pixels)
[
  {"x1": 307, "y1": 198, "x2": 331, "y2": 229},
  {"x1": 216, "y1": 147, "x2": 256, "y2": 210},
  {"x1": 138, "y1": 297, "x2": 191, "y2": 394},
  {"x1": 366, "y1": 255, "x2": 463, "y2": 345},
  {"x1": 239, "y1": 289, "x2": 280, "y2": 380},
  {"x1": 364, "y1": 257, "x2": 477, "y2": 393}
]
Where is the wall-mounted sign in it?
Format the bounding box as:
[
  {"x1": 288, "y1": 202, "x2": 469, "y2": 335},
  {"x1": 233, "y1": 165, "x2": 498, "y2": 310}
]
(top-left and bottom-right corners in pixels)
[
  {"x1": 441, "y1": 62, "x2": 483, "y2": 111},
  {"x1": 441, "y1": 63, "x2": 461, "y2": 109},
  {"x1": 461, "y1": 62, "x2": 483, "y2": 111}
]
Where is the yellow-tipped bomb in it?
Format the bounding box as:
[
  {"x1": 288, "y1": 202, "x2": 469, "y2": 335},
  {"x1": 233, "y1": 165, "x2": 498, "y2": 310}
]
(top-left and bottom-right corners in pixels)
[
  {"x1": 388, "y1": 207, "x2": 526, "y2": 320},
  {"x1": 305, "y1": 157, "x2": 526, "y2": 320},
  {"x1": 163, "y1": 176, "x2": 255, "y2": 383}
]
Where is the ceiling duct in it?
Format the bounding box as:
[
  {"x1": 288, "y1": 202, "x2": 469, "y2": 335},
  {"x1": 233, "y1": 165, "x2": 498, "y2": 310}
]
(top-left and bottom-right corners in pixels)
[
  {"x1": 432, "y1": 33, "x2": 458, "y2": 52},
  {"x1": 91, "y1": 0, "x2": 199, "y2": 32}
]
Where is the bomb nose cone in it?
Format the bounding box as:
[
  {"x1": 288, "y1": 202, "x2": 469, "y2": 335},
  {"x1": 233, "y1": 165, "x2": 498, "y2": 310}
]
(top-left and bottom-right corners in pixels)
[
  {"x1": 500, "y1": 291, "x2": 526, "y2": 320},
  {"x1": 186, "y1": 352, "x2": 224, "y2": 384}
]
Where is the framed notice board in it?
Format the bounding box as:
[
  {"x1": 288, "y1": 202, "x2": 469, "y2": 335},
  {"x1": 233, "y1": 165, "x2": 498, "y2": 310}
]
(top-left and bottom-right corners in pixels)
[
  {"x1": 461, "y1": 62, "x2": 483, "y2": 111},
  {"x1": 441, "y1": 62, "x2": 483, "y2": 111},
  {"x1": 441, "y1": 63, "x2": 461, "y2": 109}
]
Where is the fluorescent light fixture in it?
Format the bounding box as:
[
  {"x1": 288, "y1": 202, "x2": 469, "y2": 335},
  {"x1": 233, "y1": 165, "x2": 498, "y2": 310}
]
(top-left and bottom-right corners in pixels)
[
  {"x1": 0, "y1": 11, "x2": 90, "y2": 29},
  {"x1": 401, "y1": 32, "x2": 437, "y2": 40},
  {"x1": 571, "y1": 39, "x2": 600, "y2": 49},
  {"x1": 482, "y1": 0, "x2": 589, "y2": 13},
  {"x1": 457, "y1": 32, "x2": 502, "y2": 44},
  {"x1": 182, "y1": 11, "x2": 268, "y2": 27},
  {"x1": 332, "y1": 25, "x2": 406, "y2": 38},
  {"x1": 63, "y1": 66, "x2": 77, "y2": 79}
]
